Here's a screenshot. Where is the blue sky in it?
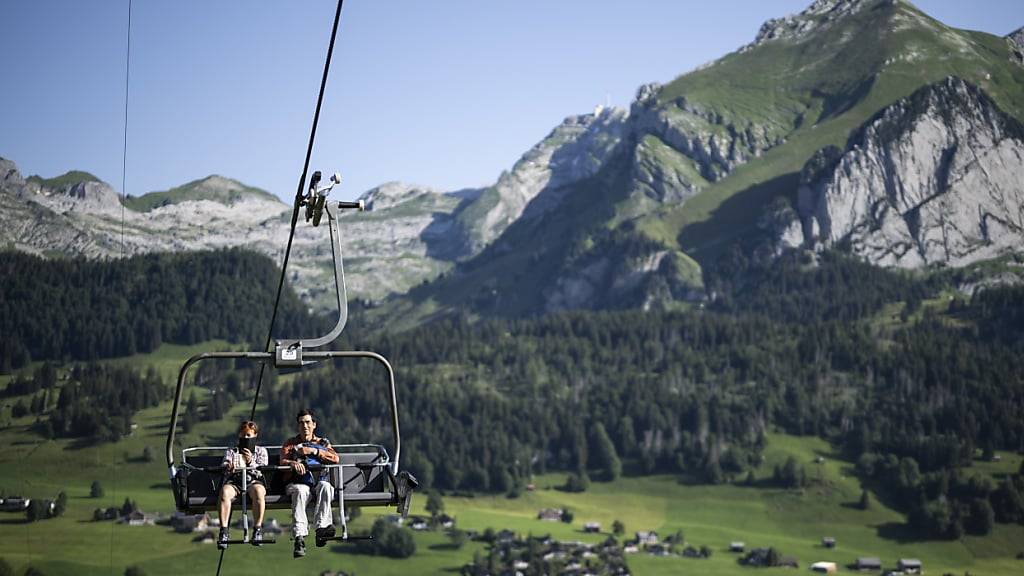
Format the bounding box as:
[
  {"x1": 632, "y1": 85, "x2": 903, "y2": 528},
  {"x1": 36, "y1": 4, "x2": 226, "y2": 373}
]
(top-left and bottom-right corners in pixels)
[{"x1": 1, "y1": 1, "x2": 1021, "y2": 201}]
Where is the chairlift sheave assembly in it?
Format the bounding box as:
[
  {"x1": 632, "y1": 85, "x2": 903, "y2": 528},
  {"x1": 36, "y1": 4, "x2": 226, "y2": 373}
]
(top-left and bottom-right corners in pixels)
[{"x1": 165, "y1": 171, "x2": 418, "y2": 546}]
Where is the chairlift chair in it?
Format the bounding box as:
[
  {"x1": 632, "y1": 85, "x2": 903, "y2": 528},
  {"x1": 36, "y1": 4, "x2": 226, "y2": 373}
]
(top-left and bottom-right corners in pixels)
[{"x1": 165, "y1": 172, "x2": 418, "y2": 544}]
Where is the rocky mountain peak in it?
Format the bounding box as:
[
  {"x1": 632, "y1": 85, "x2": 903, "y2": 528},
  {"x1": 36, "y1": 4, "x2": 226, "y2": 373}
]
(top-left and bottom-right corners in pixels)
[
  {"x1": 1009, "y1": 27, "x2": 1024, "y2": 66},
  {"x1": 359, "y1": 182, "x2": 440, "y2": 211},
  {"x1": 1, "y1": 157, "x2": 25, "y2": 187},
  {"x1": 1009, "y1": 26, "x2": 1024, "y2": 48},
  {"x1": 747, "y1": 0, "x2": 881, "y2": 48}
]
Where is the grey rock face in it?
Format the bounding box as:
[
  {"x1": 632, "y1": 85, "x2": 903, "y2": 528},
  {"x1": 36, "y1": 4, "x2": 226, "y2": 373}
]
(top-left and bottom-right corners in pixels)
[
  {"x1": 631, "y1": 95, "x2": 784, "y2": 186},
  {"x1": 783, "y1": 77, "x2": 1024, "y2": 268},
  {"x1": 0, "y1": 159, "x2": 470, "y2": 306},
  {"x1": 1008, "y1": 26, "x2": 1024, "y2": 48},
  {"x1": 461, "y1": 106, "x2": 629, "y2": 251},
  {"x1": 744, "y1": 0, "x2": 874, "y2": 50},
  {"x1": 1009, "y1": 27, "x2": 1024, "y2": 65}
]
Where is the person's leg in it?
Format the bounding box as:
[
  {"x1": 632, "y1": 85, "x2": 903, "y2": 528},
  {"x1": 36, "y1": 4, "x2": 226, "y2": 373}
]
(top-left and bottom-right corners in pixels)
[
  {"x1": 248, "y1": 483, "x2": 266, "y2": 526},
  {"x1": 314, "y1": 480, "x2": 333, "y2": 530},
  {"x1": 218, "y1": 484, "x2": 239, "y2": 528},
  {"x1": 286, "y1": 483, "x2": 310, "y2": 537},
  {"x1": 218, "y1": 483, "x2": 239, "y2": 549}
]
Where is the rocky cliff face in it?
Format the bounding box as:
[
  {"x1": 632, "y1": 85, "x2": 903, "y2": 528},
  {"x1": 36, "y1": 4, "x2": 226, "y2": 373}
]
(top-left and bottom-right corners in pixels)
[
  {"x1": 457, "y1": 106, "x2": 629, "y2": 251},
  {"x1": 782, "y1": 77, "x2": 1024, "y2": 267},
  {"x1": 744, "y1": 0, "x2": 874, "y2": 50},
  {"x1": 0, "y1": 159, "x2": 472, "y2": 307}
]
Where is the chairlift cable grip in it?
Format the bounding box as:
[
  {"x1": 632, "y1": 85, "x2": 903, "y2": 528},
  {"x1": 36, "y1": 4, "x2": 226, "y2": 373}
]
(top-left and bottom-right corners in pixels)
[{"x1": 250, "y1": 0, "x2": 346, "y2": 421}]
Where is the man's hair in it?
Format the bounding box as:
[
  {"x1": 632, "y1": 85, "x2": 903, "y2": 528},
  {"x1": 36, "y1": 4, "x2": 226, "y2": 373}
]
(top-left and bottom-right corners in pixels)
[
  {"x1": 238, "y1": 420, "x2": 259, "y2": 435},
  {"x1": 296, "y1": 409, "x2": 316, "y2": 423}
]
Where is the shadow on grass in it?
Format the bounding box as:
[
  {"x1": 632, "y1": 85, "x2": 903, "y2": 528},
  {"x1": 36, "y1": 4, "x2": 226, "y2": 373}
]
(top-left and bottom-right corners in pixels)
[
  {"x1": 677, "y1": 171, "x2": 800, "y2": 264},
  {"x1": 0, "y1": 517, "x2": 30, "y2": 525},
  {"x1": 66, "y1": 437, "x2": 102, "y2": 451},
  {"x1": 428, "y1": 543, "x2": 465, "y2": 551},
  {"x1": 875, "y1": 521, "x2": 928, "y2": 543}
]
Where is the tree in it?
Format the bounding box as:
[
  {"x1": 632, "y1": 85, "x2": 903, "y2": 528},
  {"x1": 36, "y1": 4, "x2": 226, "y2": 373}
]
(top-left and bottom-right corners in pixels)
[
  {"x1": 142, "y1": 446, "x2": 154, "y2": 463},
  {"x1": 425, "y1": 491, "x2": 444, "y2": 518},
  {"x1": 121, "y1": 497, "x2": 136, "y2": 517},
  {"x1": 591, "y1": 423, "x2": 622, "y2": 481},
  {"x1": 966, "y1": 498, "x2": 995, "y2": 535},
  {"x1": 560, "y1": 508, "x2": 574, "y2": 523},
  {"x1": 859, "y1": 489, "x2": 872, "y2": 510},
  {"x1": 448, "y1": 529, "x2": 468, "y2": 549},
  {"x1": 612, "y1": 519, "x2": 624, "y2": 536},
  {"x1": 0, "y1": 558, "x2": 12, "y2": 576},
  {"x1": 90, "y1": 481, "x2": 104, "y2": 499},
  {"x1": 563, "y1": 472, "x2": 589, "y2": 493},
  {"x1": 53, "y1": 491, "x2": 67, "y2": 517},
  {"x1": 124, "y1": 567, "x2": 146, "y2": 576}
]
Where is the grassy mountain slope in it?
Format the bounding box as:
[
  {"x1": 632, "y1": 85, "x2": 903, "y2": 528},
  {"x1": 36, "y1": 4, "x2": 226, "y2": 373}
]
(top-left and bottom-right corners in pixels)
[
  {"x1": 380, "y1": 0, "x2": 1024, "y2": 324},
  {"x1": 25, "y1": 171, "x2": 101, "y2": 189},
  {"x1": 639, "y1": 0, "x2": 1024, "y2": 263},
  {"x1": 123, "y1": 175, "x2": 282, "y2": 212}
]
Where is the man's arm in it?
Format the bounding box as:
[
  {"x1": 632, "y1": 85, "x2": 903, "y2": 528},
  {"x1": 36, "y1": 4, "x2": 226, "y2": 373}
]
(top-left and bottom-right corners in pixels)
[
  {"x1": 316, "y1": 438, "x2": 340, "y2": 464},
  {"x1": 280, "y1": 438, "x2": 308, "y2": 475},
  {"x1": 279, "y1": 440, "x2": 297, "y2": 466}
]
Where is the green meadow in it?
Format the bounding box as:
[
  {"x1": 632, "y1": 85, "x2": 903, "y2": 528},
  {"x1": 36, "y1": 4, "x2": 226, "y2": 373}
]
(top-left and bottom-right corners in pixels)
[{"x1": 1, "y1": 344, "x2": 1022, "y2": 575}]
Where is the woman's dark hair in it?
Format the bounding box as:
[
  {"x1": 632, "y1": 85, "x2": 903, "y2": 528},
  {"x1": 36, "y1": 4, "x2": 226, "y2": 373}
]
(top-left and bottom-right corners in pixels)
[{"x1": 296, "y1": 408, "x2": 316, "y2": 423}]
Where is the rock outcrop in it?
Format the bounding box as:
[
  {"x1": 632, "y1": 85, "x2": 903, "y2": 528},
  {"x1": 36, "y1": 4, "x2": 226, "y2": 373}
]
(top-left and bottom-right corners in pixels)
[
  {"x1": 743, "y1": 0, "x2": 874, "y2": 51},
  {"x1": 458, "y1": 106, "x2": 629, "y2": 251},
  {"x1": 783, "y1": 77, "x2": 1024, "y2": 268},
  {"x1": 0, "y1": 159, "x2": 472, "y2": 306}
]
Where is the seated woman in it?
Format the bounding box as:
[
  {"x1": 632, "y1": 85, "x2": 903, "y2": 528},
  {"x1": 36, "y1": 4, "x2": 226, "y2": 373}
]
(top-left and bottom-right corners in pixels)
[{"x1": 217, "y1": 420, "x2": 268, "y2": 548}]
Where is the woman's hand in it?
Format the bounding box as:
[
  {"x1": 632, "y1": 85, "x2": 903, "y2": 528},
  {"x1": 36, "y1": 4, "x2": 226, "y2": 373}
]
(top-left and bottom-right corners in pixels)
[{"x1": 241, "y1": 448, "x2": 253, "y2": 465}]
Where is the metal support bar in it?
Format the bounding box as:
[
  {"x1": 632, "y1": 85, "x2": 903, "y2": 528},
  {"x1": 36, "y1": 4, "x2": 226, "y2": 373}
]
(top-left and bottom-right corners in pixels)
[{"x1": 167, "y1": 351, "x2": 401, "y2": 475}]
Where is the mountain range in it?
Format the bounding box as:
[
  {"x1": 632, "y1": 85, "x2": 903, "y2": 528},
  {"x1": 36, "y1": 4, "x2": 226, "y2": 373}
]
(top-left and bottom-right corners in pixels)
[{"x1": 3, "y1": 0, "x2": 1023, "y2": 320}]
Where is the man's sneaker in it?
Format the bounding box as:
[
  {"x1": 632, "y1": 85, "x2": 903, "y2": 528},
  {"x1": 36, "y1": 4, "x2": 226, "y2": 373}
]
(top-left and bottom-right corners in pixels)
[
  {"x1": 251, "y1": 526, "x2": 263, "y2": 547},
  {"x1": 315, "y1": 524, "x2": 336, "y2": 547},
  {"x1": 217, "y1": 527, "x2": 230, "y2": 550},
  {"x1": 293, "y1": 536, "x2": 306, "y2": 558}
]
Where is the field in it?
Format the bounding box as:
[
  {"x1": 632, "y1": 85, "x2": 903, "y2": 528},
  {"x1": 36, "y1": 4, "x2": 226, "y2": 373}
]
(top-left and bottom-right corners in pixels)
[{"x1": 1, "y1": 344, "x2": 1023, "y2": 575}]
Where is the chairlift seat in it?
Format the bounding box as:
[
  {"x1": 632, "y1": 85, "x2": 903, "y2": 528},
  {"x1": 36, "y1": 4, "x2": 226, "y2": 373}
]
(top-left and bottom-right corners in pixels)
[{"x1": 172, "y1": 445, "x2": 400, "y2": 513}]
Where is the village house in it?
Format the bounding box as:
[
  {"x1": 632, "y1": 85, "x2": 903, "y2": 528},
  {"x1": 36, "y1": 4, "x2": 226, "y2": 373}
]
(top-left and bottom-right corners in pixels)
[
  {"x1": 821, "y1": 536, "x2": 836, "y2": 548},
  {"x1": 635, "y1": 531, "x2": 658, "y2": 546},
  {"x1": 729, "y1": 541, "x2": 746, "y2": 553},
  {"x1": 897, "y1": 558, "x2": 922, "y2": 574},
  {"x1": 811, "y1": 561, "x2": 838, "y2": 573},
  {"x1": 437, "y1": 513, "x2": 456, "y2": 528},
  {"x1": 583, "y1": 521, "x2": 601, "y2": 533},
  {"x1": 171, "y1": 512, "x2": 209, "y2": 533},
  {"x1": 537, "y1": 508, "x2": 563, "y2": 521},
  {"x1": 0, "y1": 497, "x2": 30, "y2": 512},
  {"x1": 122, "y1": 509, "x2": 155, "y2": 526}
]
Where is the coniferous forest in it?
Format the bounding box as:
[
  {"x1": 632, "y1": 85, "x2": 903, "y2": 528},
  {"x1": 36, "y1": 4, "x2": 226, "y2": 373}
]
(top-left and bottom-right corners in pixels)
[
  {"x1": 0, "y1": 249, "x2": 317, "y2": 370},
  {"x1": 2, "y1": 248, "x2": 1024, "y2": 540}
]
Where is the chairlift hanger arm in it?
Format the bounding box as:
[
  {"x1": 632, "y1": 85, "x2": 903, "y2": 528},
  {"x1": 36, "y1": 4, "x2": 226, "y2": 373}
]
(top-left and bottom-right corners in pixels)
[{"x1": 166, "y1": 350, "x2": 401, "y2": 474}]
